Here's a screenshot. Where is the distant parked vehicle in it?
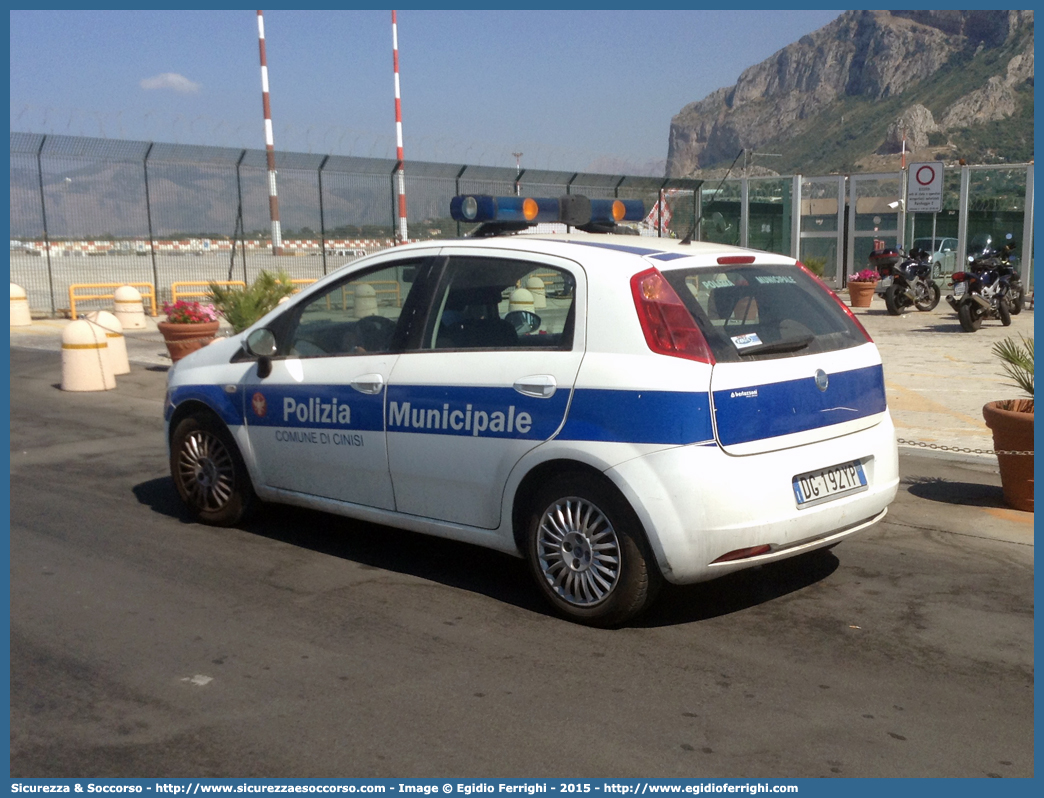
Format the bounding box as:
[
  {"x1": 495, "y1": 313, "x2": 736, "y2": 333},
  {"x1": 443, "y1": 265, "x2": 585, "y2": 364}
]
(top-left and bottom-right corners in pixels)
[{"x1": 911, "y1": 236, "x2": 958, "y2": 278}]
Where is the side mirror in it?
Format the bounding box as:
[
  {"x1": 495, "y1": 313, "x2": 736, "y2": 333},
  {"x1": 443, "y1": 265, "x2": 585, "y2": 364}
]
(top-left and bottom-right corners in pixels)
[
  {"x1": 244, "y1": 328, "x2": 277, "y2": 379},
  {"x1": 505, "y1": 310, "x2": 542, "y2": 335},
  {"x1": 244, "y1": 328, "x2": 277, "y2": 358}
]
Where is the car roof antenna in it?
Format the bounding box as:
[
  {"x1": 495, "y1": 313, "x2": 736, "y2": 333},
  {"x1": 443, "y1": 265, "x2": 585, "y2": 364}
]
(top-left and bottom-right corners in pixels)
[{"x1": 680, "y1": 148, "x2": 744, "y2": 245}]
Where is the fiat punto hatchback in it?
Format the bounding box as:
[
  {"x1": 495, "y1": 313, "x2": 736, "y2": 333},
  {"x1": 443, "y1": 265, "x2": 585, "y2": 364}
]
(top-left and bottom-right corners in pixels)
[{"x1": 166, "y1": 195, "x2": 899, "y2": 626}]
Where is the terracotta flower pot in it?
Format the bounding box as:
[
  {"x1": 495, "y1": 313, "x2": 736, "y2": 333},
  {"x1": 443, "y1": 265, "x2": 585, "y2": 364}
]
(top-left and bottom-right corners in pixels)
[
  {"x1": 982, "y1": 399, "x2": 1034, "y2": 512},
  {"x1": 848, "y1": 281, "x2": 877, "y2": 308},
  {"x1": 158, "y1": 320, "x2": 220, "y2": 363}
]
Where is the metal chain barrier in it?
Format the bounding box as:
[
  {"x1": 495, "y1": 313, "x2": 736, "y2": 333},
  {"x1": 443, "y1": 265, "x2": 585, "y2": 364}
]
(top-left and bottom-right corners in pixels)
[{"x1": 897, "y1": 438, "x2": 1034, "y2": 457}]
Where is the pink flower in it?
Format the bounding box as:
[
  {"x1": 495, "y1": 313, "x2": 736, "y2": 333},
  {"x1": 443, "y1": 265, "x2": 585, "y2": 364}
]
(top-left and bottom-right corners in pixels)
[{"x1": 163, "y1": 300, "x2": 219, "y2": 324}]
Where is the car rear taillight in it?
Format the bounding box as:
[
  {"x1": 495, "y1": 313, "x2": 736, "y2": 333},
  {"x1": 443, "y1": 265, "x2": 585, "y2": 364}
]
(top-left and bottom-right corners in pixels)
[
  {"x1": 796, "y1": 261, "x2": 873, "y2": 343},
  {"x1": 630, "y1": 267, "x2": 715, "y2": 363}
]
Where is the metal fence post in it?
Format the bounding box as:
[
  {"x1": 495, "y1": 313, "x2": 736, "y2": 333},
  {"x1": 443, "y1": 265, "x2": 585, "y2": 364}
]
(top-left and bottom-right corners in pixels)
[
  {"x1": 957, "y1": 165, "x2": 971, "y2": 263},
  {"x1": 34, "y1": 135, "x2": 55, "y2": 315},
  {"x1": 235, "y1": 150, "x2": 247, "y2": 284},
  {"x1": 1022, "y1": 163, "x2": 1034, "y2": 292},
  {"x1": 318, "y1": 154, "x2": 329, "y2": 275},
  {"x1": 142, "y1": 142, "x2": 159, "y2": 300},
  {"x1": 454, "y1": 165, "x2": 468, "y2": 237},
  {"x1": 740, "y1": 177, "x2": 749, "y2": 248},
  {"x1": 790, "y1": 174, "x2": 802, "y2": 260}
]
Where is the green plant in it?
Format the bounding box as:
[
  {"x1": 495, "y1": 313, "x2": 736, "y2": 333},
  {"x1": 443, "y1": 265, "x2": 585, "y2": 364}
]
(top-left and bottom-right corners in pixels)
[
  {"x1": 802, "y1": 256, "x2": 827, "y2": 277},
  {"x1": 993, "y1": 334, "x2": 1034, "y2": 398},
  {"x1": 208, "y1": 270, "x2": 297, "y2": 333}
]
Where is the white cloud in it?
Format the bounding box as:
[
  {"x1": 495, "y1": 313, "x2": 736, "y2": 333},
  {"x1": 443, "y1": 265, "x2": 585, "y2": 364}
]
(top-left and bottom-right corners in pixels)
[{"x1": 139, "y1": 73, "x2": 200, "y2": 93}]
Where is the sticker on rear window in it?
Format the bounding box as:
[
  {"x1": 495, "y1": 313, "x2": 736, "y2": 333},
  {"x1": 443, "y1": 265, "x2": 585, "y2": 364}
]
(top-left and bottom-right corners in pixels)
[
  {"x1": 731, "y1": 333, "x2": 763, "y2": 349},
  {"x1": 755, "y1": 275, "x2": 796, "y2": 284}
]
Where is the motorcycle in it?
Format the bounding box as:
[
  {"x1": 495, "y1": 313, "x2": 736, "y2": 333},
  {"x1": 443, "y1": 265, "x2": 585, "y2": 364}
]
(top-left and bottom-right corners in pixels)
[
  {"x1": 870, "y1": 246, "x2": 941, "y2": 315},
  {"x1": 946, "y1": 234, "x2": 1022, "y2": 332}
]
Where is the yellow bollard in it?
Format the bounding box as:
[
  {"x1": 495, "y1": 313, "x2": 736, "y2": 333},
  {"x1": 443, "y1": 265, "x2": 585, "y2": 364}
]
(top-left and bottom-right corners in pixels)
[
  {"x1": 113, "y1": 285, "x2": 148, "y2": 330},
  {"x1": 10, "y1": 283, "x2": 32, "y2": 327},
  {"x1": 508, "y1": 288, "x2": 535, "y2": 314},
  {"x1": 85, "y1": 310, "x2": 130, "y2": 375},
  {"x1": 61, "y1": 320, "x2": 116, "y2": 392},
  {"x1": 353, "y1": 283, "x2": 378, "y2": 318},
  {"x1": 526, "y1": 276, "x2": 547, "y2": 309}
]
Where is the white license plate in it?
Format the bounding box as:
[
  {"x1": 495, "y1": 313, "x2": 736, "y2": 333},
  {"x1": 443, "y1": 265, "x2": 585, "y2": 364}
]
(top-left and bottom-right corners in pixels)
[
  {"x1": 878, "y1": 276, "x2": 893, "y2": 289},
  {"x1": 793, "y1": 460, "x2": 868, "y2": 508},
  {"x1": 953, "y1": 282, "x2": 967, "y2": 297}
]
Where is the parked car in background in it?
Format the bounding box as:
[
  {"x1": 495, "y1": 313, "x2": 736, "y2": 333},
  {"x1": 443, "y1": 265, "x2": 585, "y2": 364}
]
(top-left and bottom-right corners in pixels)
[{"x1": 911, "y1": 236, "x2": 958, "y2": 278}]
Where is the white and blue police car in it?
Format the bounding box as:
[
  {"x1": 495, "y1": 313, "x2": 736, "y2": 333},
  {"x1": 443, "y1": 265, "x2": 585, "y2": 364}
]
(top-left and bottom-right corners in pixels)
[{"x1": 166, "y1": 194, "x2": 899, "y2": 626}]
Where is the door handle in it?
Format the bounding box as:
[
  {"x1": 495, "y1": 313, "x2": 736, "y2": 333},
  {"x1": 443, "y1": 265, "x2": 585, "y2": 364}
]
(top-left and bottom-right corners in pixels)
[
  {"x1": 350, "y1": 374, "x2": 385, "y2": 395},
  {"x1": 513, "y1": 375, "x2": 557, "y2": 398}
]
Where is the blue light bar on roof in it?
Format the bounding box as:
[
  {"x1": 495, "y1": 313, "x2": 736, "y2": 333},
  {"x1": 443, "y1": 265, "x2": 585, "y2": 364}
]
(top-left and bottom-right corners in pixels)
[{"x1": 450, "y1": 194, "x2": 645, "y2": 227}]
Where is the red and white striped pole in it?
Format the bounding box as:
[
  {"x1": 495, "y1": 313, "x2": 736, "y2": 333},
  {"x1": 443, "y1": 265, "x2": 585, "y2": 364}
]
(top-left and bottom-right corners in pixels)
[
  {"x1": 392, "y1": 10, "x2": 408, "y2": 245},
  {"x1": 257, "y1": 10, "x2": 282, "y2": 256}
]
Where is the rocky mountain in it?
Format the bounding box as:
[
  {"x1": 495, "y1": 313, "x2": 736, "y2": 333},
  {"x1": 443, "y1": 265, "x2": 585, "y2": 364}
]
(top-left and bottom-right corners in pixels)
[{"x1": 666, "y1": 10, "x2": 1034, "y2": 177}]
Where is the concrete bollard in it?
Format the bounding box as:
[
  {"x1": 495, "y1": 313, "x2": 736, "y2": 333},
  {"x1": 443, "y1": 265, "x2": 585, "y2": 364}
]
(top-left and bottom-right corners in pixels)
[
  {"x1": 508, "y1": 288, "x2": 535, "y2": 314},
  {"x1": 354, "y1": 283, "x2": 378, "y2": 318},
  {"x1": 10, "y1": 283, "x2": 32, "y2": 326},
  {"x1": 85, "y1": 310, "x2": 130, "y2": 375},
  {"x1": 113, "y1": 285, "x2": 148, "y2": 329},
  {"x1": 526, "y1": 276, "x2": 547, "y2": 309},
  {"x1": 62, "y1": 320, "x2": 116, "y2": 392}
]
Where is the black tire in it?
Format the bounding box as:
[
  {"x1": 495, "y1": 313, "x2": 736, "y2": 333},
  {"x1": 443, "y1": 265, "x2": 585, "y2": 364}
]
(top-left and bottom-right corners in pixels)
[
  {"x1": 883, "y1": 283, "x2": 906, "y2": 315},
  {"x1": 170, "y1": 413, "x2": 255, "y2": 526},
  {"x1": 915, "y1": 281, "x2": 941, "y2": 312},
  {"x1": 998, "y1": 296, "x2": 1012, "y2": 326},
  {"x1": 525, "y1": 473, "x2": 661, "y2": 627},
  {"x1": 1008, "y1": 283, "x2": 1025, "y2": 315},
  {"x1": 957, "y1": 302, "x2": 982, "y2": 332}
]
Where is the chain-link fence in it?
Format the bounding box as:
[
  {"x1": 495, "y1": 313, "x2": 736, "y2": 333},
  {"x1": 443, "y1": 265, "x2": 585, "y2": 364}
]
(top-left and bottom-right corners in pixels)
[
  {"x1": 9, "y1": 131, "x2": 1035, "y2": 316},
  {"x1": 10, "y1": 132, "x2": 702, "y2": 317}
]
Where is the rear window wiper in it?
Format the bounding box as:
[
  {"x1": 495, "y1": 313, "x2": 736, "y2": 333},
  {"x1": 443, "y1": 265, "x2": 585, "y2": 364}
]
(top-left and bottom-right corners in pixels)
[{"x1": 736, "y1": 334, "x2": 814, "y2": 356}]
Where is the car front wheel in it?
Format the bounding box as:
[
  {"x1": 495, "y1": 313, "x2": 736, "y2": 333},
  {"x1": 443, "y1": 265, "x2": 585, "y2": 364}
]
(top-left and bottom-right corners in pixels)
[
  {"x1": 170, "y1": 414, "x2": 254, "y2": 526},
  {"x1": 525, "y1": 473, "x2": 660, "y2": 627}
]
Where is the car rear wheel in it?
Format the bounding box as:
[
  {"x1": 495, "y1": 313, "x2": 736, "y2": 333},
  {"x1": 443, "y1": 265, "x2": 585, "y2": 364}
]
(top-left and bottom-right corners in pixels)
[
  {"x1": 171, "y1": 414, "x2": 255, "y2": 526},
  {"x1": 525, "y1": 473, "x2": 660, "y2": 627}
]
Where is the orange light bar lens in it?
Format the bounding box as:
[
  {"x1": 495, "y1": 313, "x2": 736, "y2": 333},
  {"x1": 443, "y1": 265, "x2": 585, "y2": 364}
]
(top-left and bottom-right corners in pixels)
[
  {"x1": 611, "y1": 200, "x2": 626, "y2": 221},
  {"x1": 523, "y1": 198, "x2": 539, "y2": 221}
]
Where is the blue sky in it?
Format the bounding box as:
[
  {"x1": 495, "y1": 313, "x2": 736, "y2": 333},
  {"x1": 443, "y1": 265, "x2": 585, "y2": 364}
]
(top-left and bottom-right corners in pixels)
[{"x1": 10, "y1": 9, "x2": 843, "y2": 175}]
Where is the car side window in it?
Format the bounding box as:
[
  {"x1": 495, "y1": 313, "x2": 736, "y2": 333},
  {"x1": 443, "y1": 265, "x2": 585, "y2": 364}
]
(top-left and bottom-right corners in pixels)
[
  {"x1": 285, "y1": 260, "x2": 424, "y2": 358},
  {"x1": 423, "y1": 256, "x2": 576, "y2": 351}
]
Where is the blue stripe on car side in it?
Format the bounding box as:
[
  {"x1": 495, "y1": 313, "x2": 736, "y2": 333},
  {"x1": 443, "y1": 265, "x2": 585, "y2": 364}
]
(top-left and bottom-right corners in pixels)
[
  {"x1": 167, "y1": 384, "x2": 244, "y2": 426},
  {"x1": 559, "y1": 389, "x2": 714, "y2": 445},
  {"x1": 713, "y1": 364, "x2": 886, "y2": 446},
  {"x1": 385, "y1": 384, "x2": 568, "y2": 440},
  {"x1": 171, "y1": 364, "x2": 884, "y2": 448}
]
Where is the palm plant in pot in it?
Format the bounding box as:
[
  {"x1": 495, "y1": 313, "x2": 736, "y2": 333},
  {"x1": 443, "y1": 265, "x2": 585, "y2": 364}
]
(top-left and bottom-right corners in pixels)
[
  {"x1": 208, "y1": 270, "x2": 298, "y2": 334},
  {"x1": 982, "y1": 335, "x2": 1034, "y2": 512}
]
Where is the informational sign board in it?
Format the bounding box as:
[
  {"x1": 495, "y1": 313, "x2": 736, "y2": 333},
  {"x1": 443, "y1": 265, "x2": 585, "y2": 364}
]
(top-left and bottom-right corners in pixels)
[{"x1": 907, "y1": 162, "x2": 945, "y2": 213}]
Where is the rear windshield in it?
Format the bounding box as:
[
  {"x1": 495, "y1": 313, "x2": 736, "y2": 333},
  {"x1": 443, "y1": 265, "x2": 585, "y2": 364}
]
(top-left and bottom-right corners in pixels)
[{"x1": 661, "y1": 264, "x2": 866, "y2": 362}]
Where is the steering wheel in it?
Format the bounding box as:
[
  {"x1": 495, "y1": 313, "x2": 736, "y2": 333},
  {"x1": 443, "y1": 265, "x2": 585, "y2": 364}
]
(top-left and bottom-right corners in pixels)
[{"x1": 353, "y1": 315, "x2": 397, "y2": 352}]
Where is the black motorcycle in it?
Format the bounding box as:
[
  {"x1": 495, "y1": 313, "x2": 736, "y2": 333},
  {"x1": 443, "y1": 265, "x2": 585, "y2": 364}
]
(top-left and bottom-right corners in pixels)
[
  {"x1": 946, "y1": 235, "x2": 1022, "y2": 332},
  {"x1": 871, "y1": 246, "x2": 941, "y2": 315}
]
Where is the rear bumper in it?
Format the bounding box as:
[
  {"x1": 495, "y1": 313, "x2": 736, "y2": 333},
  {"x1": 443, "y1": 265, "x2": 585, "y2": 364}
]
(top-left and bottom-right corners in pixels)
[{"x1": 606, "y1": 412, "x2": 899, "y2": 584}]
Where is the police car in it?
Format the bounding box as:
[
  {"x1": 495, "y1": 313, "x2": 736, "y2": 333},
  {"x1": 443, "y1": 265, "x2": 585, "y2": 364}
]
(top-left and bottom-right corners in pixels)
[{"x1": 165, "y1": 194, "x2": 899, "y2": 626}]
